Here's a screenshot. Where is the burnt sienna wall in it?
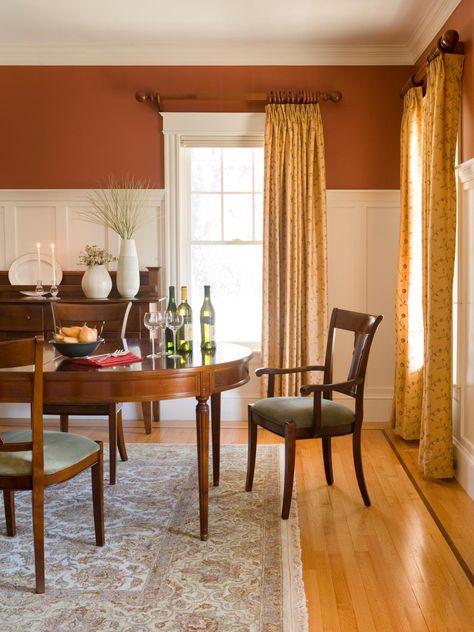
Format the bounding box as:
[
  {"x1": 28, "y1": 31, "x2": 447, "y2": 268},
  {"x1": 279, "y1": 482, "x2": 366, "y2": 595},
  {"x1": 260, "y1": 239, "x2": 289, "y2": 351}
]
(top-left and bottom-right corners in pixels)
[{"x1": 0, "y1": 65, "x2": 409, "y2": 190}]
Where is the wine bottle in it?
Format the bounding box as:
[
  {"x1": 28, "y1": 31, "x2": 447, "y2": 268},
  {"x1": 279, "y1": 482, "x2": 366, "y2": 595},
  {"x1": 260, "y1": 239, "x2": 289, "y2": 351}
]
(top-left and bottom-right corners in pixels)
[
  {"x1": 165, "y1": 285, "x2": 177, "y2": 353},
  {"x1": 200, "y1": 285, "x2": 216, "y2": 352},
  {"x1": 177, "y1": 286, "x2": 193, "y2": 352}
]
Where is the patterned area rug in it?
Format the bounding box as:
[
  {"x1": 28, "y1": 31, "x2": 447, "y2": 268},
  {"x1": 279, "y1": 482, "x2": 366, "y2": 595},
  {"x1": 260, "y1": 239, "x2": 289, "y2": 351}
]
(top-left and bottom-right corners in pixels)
[{"x1": 0, "y1": 444, "x2": 308, "y2": 631}]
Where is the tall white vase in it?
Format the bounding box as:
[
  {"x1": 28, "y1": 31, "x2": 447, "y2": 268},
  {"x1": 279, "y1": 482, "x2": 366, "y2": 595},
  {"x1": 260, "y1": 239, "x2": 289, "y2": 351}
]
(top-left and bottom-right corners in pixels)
[
  {"x1": 117, "y1": 238, "x2": 140, "y2": 298},
  {"x1": 81, "y1": 264, "x2": 112, "y2": 299}
]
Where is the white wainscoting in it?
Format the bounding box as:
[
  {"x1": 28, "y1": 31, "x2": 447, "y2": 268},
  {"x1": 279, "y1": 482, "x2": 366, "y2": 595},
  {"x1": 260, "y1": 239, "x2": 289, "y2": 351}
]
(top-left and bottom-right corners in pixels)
[
  {"x1": 455, "y1": 158, "x2": 474, "y2": 498},
  {"x1": 0, "y1": 188, "x2": 399, "y2": 425}
]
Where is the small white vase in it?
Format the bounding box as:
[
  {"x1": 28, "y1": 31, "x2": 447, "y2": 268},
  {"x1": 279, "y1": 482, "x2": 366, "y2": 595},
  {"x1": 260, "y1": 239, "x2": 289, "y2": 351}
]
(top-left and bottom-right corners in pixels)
[
  {"x1": 116, "y1": 238, "x2": 140, "y2": 298},
  {"x1": 81, "y1": 265, "x2": 112, "y2": 299}
]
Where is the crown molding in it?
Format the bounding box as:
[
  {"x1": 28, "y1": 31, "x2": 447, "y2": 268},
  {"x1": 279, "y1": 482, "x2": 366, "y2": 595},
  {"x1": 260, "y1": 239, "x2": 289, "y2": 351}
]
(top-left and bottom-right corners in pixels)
[
  {"x1": 0, "y1": 42, "x2": 413, "y2": 66},
  {"x1": 407, "y1": 0, "x2": 462, "y2": 62},
  {"x1": 0, "y1": 0, "x2": 463, "y2": 67}
]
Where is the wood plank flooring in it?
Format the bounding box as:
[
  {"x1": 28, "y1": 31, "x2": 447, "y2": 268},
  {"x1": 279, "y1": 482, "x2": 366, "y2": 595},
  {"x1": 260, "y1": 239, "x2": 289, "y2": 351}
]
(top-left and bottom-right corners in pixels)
[{"x1": 1, "y1": 418, "x2": 473, "y2": 631}]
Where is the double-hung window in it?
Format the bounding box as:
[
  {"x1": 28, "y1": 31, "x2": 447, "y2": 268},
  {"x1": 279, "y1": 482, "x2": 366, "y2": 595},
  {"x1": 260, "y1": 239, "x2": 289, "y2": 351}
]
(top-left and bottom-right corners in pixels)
[{"x1": 162, "y1": 113, "x2": 265, "y2": 349}]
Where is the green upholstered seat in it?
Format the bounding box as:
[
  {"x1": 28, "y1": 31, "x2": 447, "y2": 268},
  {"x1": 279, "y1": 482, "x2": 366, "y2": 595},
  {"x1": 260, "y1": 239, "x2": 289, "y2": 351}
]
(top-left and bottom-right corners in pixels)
[
  {"x1": 0, "y1": 430, "x2": 100, "y2": 477},
  {"x1": 252, "y1": 396, "x2": 355, "y2": 430}
]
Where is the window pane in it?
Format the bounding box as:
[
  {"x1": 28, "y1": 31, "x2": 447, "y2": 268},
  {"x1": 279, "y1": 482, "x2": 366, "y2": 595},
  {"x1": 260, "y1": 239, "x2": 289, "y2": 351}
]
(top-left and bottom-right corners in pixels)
[
  {"x1": 191, "y1": 148, "x2": 221, "y2": 192},
  {"x1": 223, "y1": 148, "x2": 253, "y2": 192},
  {"x1": 254, "y1": 194, "x2": 263, "y2": 241},
  {"x1": 191, "y1": 244, "x2": 262, "y2": 342},
  {"x1": 191, "y1": 194, "x2": 221, "y2": 240},
  {"x1": 223, "y1": 194, "x2": 253, "y2": 241},
  {"x1": 254, "y1": 148, "x2": 264, "y2": 192}
]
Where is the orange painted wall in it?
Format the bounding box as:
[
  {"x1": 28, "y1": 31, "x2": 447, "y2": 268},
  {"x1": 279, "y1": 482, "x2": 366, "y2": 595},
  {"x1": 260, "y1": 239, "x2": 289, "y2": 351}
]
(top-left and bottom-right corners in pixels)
[
  {"x1": 0, "y1": 65, "x2": 409, "y2": 190},
  {"x1": 415, "y1": 0, "x2": 474, "y2": 162}
]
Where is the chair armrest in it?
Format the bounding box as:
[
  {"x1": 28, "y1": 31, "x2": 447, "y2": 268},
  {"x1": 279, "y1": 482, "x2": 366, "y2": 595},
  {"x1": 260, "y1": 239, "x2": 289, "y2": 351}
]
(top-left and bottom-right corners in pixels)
[
  {"x1": 300, "y1": 378, "x2": 361, "y2": 396},
  {"x1": 255, "y1": 365, "x2": 325, "y2": 377}
]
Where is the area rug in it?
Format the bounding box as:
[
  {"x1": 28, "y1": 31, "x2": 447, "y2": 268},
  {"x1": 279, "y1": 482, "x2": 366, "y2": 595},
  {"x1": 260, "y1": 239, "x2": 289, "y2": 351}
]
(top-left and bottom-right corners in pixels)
[{"x1": 0, "y1": 444, "x2": 308, "y2": 631}]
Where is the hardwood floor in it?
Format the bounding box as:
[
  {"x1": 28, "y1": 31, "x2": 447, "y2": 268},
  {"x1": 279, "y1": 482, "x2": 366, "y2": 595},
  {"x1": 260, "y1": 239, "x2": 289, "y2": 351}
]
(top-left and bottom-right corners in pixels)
[{"x1": 1, "y1": 417, "x2": 473, "y2": 631}]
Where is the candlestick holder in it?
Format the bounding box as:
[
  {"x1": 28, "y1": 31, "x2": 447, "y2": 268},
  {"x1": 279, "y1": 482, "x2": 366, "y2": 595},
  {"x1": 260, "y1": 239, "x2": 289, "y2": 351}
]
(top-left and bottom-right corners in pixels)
[
  {"x1": 49, "y1": 284, "x2": 59, "y2": 299},
  {"x1": 35, "y1": 280, "x2": 44, "y2": 295}
]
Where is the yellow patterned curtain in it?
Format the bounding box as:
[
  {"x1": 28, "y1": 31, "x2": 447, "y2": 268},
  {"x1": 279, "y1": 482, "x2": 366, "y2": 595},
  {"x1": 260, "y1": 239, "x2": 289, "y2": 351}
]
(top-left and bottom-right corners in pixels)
[
  {"x1": 419, "y1": 54, "x2": 464, "y2": 478},
  {"x1": 393, "y1": 87, "x2": 424, "y2": 439},
  {"x1": 393, "y1": 53, "x2": 463, "y2": 478},
  {"x1": 262, "y1": 103, "x2": 327, "y2": 396}
]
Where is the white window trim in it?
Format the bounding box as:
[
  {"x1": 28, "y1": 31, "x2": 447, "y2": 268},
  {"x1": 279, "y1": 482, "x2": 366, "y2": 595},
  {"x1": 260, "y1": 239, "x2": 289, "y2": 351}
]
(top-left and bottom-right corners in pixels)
[{"x1": 161, "y1": 112, "x2": 265, "y2": 291}]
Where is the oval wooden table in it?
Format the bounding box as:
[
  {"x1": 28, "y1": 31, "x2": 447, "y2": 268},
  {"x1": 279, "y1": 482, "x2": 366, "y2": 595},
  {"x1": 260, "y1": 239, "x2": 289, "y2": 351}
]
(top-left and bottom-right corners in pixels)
[{"x1": 43, "y1": 339, "x2": 253, "y2": 541}]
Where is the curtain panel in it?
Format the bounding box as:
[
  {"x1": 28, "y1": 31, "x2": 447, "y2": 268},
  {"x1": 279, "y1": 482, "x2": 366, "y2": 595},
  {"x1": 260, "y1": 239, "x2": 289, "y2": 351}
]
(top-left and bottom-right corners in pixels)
[
  {"x1": 393, "y1": 53, "x2": 464, "y2": 478},
  {"x1": 262, "y1": 103, "x2": 327, "y2": 396},
  {"x1": 393, "y1": 87, "x2": 424, "y2": 439},
  {"x1": 419, "y1": 54, "x2": 464, "y2": 478}
]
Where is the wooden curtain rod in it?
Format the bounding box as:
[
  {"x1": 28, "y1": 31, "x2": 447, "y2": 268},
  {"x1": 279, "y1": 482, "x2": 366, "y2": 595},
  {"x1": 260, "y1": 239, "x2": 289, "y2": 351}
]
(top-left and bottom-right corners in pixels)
[
  {"x1": 400, "y1": 29, "x2": 464, "y2": 98},
  {"x1": 135, "y1": 89, "x2": 342, "y2": 112}
]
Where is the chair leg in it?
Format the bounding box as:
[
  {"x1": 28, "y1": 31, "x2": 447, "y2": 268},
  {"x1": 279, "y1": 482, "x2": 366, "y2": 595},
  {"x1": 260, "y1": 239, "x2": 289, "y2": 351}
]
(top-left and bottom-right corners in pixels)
[
  {"x1": 245, "y1": 406, "x2": 258, "y2": 492},
  {"x1": 282, "y1": 421, "x2": 296, "y2": 520},
  {"x1": 117, "y1": 408, "x2": 128, "y2": 462},
  {"x1": 32, "y1": 483, "x2": 45, "y2": 594},
  {"x1": 92, "y1": 443, "x2": 105, "y2": 547},
  {"x1": 3, "y1": 490, "x2": 16, "y2": 537},
  {"x1": 141, "y1": 402, "x2": 152, "y2": 435},
  {"x1": 353, "y1": 428, "x2": 370, "y2": 506},
  {"x1": 108, "y1": 405, "x2": 118, "y2": 485},
  {"x1": 59, "y1": 414, "x2": 69, "y2": 432},
  {"x1": 322, "y1": 437, "x2": 334, "y2": 485}
]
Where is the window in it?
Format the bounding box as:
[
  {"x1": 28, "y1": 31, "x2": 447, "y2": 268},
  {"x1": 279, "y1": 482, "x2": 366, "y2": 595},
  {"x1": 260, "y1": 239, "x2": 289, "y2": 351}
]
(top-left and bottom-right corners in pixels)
[
  {"x1": 186, "y1": 146, "x2": 264, "y2": 345},
  {"x1": 161, "y1": 112, "x2": 266, "y2": 349}
]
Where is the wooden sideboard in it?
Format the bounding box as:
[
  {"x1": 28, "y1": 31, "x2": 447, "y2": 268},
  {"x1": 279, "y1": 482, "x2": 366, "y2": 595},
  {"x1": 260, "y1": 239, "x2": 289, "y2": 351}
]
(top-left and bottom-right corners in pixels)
[{"x1": 0, "y1": 267, "x2": 162, "y2": 341}]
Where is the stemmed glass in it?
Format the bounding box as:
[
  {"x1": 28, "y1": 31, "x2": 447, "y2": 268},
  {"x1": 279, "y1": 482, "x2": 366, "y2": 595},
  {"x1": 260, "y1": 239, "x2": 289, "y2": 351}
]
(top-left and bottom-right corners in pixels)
[
  {"x1": 144, "y1": 311, "x2": 165, "y2": 359},
  {"x1": 165, "y1": 310, "x2": 184, "y2": 359}
]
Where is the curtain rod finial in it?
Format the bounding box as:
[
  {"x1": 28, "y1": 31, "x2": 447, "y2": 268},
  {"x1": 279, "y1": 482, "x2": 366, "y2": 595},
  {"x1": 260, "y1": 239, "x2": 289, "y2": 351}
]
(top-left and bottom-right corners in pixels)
[{"x1": 135, "y1": 91, "x2": 161, "y2": 111}]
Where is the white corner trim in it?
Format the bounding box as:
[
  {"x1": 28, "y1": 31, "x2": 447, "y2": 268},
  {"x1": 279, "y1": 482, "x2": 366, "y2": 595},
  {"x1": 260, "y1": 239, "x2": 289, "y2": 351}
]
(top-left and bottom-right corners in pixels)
[
  {"x1": 453, "y1": 437, "x2": 474, "y2": 501},
  {"x1": 457, "y1": 158, "x2": 474, "y2": 187}
]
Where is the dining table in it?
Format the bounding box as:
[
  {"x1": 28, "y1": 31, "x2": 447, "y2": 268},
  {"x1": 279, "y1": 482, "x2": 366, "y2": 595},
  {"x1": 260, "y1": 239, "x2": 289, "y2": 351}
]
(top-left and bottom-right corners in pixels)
[{"x1": 42, "y1": 338, "x2": 253, "y2": 541}]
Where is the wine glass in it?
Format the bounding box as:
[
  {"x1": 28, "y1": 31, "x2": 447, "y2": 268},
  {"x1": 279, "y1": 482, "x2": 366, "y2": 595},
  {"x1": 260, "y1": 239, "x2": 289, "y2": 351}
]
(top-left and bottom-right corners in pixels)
[
  {"x1": 144, "y1": 312, "x2": 165, "y2": 359},
  {"x1": 165, "y1": 310, "x2": 184, "y2": 358}
]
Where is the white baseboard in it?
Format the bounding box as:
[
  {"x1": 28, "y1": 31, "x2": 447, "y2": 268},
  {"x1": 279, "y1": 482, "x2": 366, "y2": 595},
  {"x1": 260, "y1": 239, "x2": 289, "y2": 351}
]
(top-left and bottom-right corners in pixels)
[{"x1": 453, "y1": 438, "x2": 474, "y2": 501}]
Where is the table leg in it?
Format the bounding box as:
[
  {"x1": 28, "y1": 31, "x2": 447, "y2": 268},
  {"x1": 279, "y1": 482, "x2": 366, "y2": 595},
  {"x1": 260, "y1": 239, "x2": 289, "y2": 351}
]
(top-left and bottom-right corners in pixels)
[
  {"x1": 152, "y1": 401, "x2": 160, "y2": 422},
  {"x1": 211, "y1": 392, "x2": 221, "y2": 487},
  {"x1": 141, "y1": 402, "x2": 152, "y2": 434},
  {"x1": 196, "y1": 396, "x2": 209, "y2": 541}
]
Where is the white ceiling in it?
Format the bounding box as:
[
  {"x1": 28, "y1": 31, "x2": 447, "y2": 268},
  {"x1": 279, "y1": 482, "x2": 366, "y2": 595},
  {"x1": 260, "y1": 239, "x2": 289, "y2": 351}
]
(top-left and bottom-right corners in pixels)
[{"x1": 0, "y1": 0, "x2": 462, "y2": 65}]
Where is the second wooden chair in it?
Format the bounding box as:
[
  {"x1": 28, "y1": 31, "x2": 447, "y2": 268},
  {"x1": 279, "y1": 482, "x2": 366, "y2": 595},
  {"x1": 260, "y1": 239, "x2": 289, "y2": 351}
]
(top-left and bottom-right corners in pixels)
[{"x1": 44, "y1": 301, "x2": 132, "y2": 484}]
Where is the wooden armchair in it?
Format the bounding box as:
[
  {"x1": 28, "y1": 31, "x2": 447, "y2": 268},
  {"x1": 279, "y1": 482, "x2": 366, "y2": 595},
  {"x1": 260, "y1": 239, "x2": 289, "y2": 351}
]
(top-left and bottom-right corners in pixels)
[
  {"x1": 0, "y1": 337, "x2": 104, "y2": 593},
  {"x1": 246, "y1": 308, "x2": 383, "y2": 519},
  {"x1": 44, "y1": 301, "x2": 132, "y2": 484}
]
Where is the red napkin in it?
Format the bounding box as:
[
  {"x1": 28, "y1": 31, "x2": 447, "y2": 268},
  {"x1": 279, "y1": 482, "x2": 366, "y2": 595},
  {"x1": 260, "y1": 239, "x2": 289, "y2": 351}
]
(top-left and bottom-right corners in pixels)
[{"x1": 71, "y1": 352, "x2": 143, "y2": 367}]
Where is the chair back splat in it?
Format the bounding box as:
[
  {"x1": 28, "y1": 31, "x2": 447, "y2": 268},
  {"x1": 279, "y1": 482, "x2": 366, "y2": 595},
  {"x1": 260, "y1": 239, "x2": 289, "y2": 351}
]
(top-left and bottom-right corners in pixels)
[
  {"x1": 51, "y1": 301, "x2": 132, "y2": 339},
  {"x1": 247, "y1": 307, "x2": 383, "y2": 519}
]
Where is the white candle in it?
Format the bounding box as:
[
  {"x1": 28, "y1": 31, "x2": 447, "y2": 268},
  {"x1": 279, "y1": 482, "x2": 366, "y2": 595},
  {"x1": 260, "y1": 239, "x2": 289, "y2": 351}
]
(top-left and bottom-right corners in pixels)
[
  {"x1": 36, "y1": 242, "x2": 41, "y2": 281},
  {"x1": 51, "y1": 243, "x2": 56, "y2": 285}
]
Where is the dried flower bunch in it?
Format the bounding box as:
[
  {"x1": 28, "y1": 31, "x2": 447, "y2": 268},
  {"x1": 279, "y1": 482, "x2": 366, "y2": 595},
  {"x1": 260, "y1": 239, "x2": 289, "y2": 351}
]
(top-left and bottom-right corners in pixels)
[
  {"x1": 77, "y1": 176, "x2": 151, "y2": 240},
  {"x1": 78, "y1": 245, "x2": 117, "y2": 267}
]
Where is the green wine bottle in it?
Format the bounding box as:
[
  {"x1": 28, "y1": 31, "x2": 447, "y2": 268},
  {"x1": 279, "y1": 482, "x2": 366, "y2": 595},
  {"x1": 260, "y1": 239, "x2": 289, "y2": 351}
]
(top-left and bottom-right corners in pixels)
[
  {"x1": 177, "y1": 286, "x2": 193, "y2": 352},
  {"x1": 200, "y1": 285, "x2": 216, "y2": 352},
  {"x1": 165, "y1": 285, "x2": 177, "y2": 353}
]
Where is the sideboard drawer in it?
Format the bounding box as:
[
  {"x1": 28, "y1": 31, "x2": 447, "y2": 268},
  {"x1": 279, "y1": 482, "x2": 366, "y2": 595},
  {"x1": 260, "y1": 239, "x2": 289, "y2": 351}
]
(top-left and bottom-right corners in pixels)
[{"x1": 0, "y1": 304, "x2": 44, "y2": 333}]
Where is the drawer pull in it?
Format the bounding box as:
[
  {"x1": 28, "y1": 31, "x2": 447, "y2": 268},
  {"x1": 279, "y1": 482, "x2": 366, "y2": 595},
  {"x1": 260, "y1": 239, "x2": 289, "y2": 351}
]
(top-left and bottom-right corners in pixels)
[{"x1": 26, "y1": 315, "x2": 31, "y2": 320}]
